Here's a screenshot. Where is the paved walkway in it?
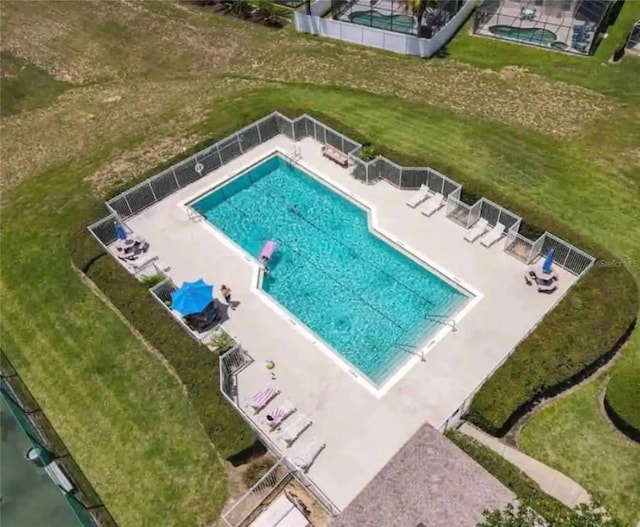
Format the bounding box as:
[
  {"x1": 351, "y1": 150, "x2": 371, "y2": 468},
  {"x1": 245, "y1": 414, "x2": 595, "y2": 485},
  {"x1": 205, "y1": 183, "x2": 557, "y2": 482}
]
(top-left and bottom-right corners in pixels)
[{"x1": 459, "y1": 422, "x2": 590, "y2": 508}]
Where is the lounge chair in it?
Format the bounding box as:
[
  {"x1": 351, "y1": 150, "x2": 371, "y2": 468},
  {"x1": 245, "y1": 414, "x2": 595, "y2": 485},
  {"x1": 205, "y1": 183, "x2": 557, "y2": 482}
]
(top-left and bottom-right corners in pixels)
[
  {"x1": 246, "y1": 386, "x2": 280, "y2": 413},
  {"x1": 291, "y1": 437, "x2": 325, "y2": 472},
  {"x1": 538, "y1": 283, "x2": 557, "y2": 294},
  {"x1": 406, "y1": 185, "x2": 430, "y2": 208},
  {"x1": 420, "y1": 193, "x2": 444, "y2": 217},
  {"x1": 464, "y1": 218, "x2": 489, "y2": 243},
  {"x1": 263, "y1": 399, "x2": 296, "y2": 430},
  {"x1": 480, "y1": 222, "x2": 506, "y2": 248},
  {"x1": 278, "y1": 414, "x2": 311, "y2": 446}
]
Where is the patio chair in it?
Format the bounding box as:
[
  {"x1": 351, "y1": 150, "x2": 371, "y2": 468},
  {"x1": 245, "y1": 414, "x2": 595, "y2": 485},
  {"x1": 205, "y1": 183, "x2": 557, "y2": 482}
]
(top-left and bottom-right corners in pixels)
[
  {"x1": 538, "y1": 283, "x2": 557, "y2": 294},
  {"x1": 290, "y1": 437, "x2": 325, "y2": 472},
  {"x1": 277, "y1": 414, "x2": 311, "y2": 446},
  {"x1": 480, "y1": 222, "x2": 506, "y2": 248},
  {"x1": 245, "y1": 386, "x2": 280, "y2": 413},
  {"x1": 183, "y1": 300, "x2": 220, "y2": 332},
  {"x1": 263, "y1": 399, "x2": 296, "y2": 430},
  {"x1": 406, "y1": 185, "x2": 430, "y2": 208},
  {"x1": 420, "y1": 193, "x2": 444, "y2": 217},
  {"x1": 464, "y1": 218, "x2": 489, "y2": 243}
]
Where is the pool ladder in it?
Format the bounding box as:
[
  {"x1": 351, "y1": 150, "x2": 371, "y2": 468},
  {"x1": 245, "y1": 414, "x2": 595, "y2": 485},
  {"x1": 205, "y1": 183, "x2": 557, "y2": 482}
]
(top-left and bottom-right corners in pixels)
[
  {"x1": 286, "y1": 144, "x2": 302, "y2": 164},
  {"x1": 396, "y1": 342, "x2": 427, "y2": 362},
  {"x1": 424, "y1": 313, "x2": 457, "y2": 332}
]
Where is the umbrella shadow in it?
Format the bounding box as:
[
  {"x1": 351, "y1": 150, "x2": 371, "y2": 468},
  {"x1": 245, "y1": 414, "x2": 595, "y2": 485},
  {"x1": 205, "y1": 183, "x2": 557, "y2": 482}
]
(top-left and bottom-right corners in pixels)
[{"x1": 215, "y1": 299, "x2": 242, "y2": 323}]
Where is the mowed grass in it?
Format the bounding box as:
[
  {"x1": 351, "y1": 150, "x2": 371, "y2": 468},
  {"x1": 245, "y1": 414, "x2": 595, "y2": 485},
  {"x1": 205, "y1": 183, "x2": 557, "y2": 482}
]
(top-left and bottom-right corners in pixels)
[
  {"x1": 0, "y1": 0, "x2": 639, "y2": 525},
  {"x1": 0, "y1": 180, "x2": 229, "y2": 526},
  {"x1": 0, "y1": 51, "x2": 72, "y2": 116},
  {"x1": 518, "y1": 378, "x2": 640, "y2": 526}
]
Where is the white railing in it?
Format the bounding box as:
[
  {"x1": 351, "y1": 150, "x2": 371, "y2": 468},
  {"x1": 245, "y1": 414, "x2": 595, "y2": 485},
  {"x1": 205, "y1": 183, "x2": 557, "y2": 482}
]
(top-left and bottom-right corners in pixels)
[
  {"x1": 91, "y1": 112, "x2": 594, "y2": 276},
  {"x1": 218, "y1": 348, "x2": 341, "y2": 518},
  {"x1": 220, "y1": 459, "x2": 291, "y2": 527}
]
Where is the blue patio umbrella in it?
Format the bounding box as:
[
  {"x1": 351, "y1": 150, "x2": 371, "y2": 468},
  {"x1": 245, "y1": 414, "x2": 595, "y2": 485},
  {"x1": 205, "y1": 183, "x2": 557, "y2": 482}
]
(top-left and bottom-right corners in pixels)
[
  {"x1": 114, "y1": 221, "x2": 127, "y2": 241},
  {"x1": 542, "y1": 248, "x2": 555, "y2": 274},
  {"x1": 171, "y1": 279, "x2": 214, "y2": 316}
]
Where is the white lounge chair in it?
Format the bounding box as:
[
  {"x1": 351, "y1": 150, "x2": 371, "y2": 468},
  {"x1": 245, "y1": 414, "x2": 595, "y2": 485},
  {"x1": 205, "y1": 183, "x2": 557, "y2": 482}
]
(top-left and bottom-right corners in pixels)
[
  {"x1": 263, "y1": 399, "x2": 296, "y2": 430},
  {"x1": 421, "y1": 193, "x2": 444, "y2": 217},
  {"x1": 464, "y1": 218, "x2": 489, "y2": 243},
  {"x1": 245, "y1": 386, "x2": 279, "y2": 413},
  {"x1": 277, "y1": 414, "x2": 311, "y2": 446},
  {"x1": 291, "y1": 438, "x2": 325, "y2": 472},
  {"x1": 480, "y1": 222, "x2": 506, "y2": 248},
  {"x1": 406, "y1": 185, "x2": 430, "y2": 208}
]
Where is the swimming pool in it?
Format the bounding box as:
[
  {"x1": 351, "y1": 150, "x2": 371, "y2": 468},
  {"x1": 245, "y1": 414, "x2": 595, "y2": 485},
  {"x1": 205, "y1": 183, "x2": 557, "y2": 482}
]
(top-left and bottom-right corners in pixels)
[
  {"x1": 489, "y1": 25, "x2": 557, "y2": 44},
  {"x1": 191, "y1": 154, "x2": 470, "y2": 386},
  {"x1": 349, "y1": 10, "x2": 414, "y2": 35}
]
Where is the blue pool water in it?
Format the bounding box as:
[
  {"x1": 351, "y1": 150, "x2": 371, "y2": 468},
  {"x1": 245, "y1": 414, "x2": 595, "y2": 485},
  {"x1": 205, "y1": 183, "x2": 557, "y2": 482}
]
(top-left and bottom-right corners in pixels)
[{"x1": 192, "y1": 155, "x2": 470, "y2": 386}]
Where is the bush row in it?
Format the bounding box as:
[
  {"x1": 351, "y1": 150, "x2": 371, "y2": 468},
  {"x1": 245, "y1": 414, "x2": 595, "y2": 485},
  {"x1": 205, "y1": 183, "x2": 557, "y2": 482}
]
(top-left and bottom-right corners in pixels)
[
  {"x1": 68, "y1": 220, "x2": 254, "y2": 459},
  {"x1": 75, "y1": 104, "x2": 638, "y2": 442},
  {"x1": 604, "y1": 362, "x2": 640, "y2": 443},
  {"x1": 466, "y1": 262, "x2": 637, "y2": 435},
  {"x1": 446, "y1": 429, "x2": 569, "y2": 520}
]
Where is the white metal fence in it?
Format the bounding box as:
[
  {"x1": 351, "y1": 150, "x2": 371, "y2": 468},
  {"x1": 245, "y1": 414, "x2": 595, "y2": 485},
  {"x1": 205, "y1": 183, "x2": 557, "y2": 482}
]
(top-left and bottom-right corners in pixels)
[
  {"x1": 221, "y1": 459, "x2": 292, "y2": 527},
  {"x1": 91, "y1": 111, "x2": 594, "y2": 281},
  {"x1": 294, "y1": 0, "x2": 476, "y2": 58},
  {"x1": 218, "y1": 348, "x2": 340, "y2": 519}
]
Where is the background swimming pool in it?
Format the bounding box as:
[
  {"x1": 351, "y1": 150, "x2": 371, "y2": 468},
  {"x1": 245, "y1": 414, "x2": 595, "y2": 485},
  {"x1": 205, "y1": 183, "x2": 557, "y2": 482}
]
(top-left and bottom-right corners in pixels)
[{"x1": 192, "y1": 155, "x2": 470, "y2": 386}]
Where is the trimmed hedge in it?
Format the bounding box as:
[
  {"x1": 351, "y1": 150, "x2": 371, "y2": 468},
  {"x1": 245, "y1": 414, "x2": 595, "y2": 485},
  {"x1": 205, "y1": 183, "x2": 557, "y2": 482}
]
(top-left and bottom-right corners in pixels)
[
  {"x1": 68, "y1": 221, "x2": 254, "y2": 460},
  {"x1": 446, "y1": 430, "x2": 570, "y2": 520},
  {"x1": 72, "y1": 103, "x2": 638, "y2": 444},
  {"x1": 604, "y1": 362, "x2": 640, "y2": 443},
  {"x1": 466, "y1": 263, "x2": 637, "y2": 436}
]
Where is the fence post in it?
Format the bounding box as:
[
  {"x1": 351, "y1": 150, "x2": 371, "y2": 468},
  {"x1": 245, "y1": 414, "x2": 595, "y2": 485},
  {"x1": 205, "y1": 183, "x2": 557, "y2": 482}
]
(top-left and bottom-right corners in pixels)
[
  {"x1": 123, "y1": 194, "x2": 133, "y2": 216},
  {"x1": 237, "y1": 133, "x2": 244, "y2": 154},
  {"x1": 172, "y1": 167, "x2": 180, "y2": 189},
  {"x1": 216, "y1": 146, "x2": 223, "y2": 167},
  {"x1": 257, "y1": 122, "x2": 262, "y2": 144},
  {"x1": 563, "y1": 247, "x2": 571, "y2": 267},
  {"x1": 147, "y1": 181, "x2": 157, "y2": 202}
]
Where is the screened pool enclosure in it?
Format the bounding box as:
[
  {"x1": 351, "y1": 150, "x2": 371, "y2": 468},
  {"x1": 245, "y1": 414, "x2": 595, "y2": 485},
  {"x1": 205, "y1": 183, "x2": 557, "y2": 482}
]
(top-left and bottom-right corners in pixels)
[
  {"x1": 473, "y1": 0, "x2": 622, "y2": 55},
  {"x1": 326, "y1": 0, "x2": 466, "y2": 37}
]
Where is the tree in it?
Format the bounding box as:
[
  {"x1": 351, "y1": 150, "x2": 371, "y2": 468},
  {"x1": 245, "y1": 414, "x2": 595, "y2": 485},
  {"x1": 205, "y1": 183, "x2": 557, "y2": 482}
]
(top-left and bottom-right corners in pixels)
[{"x1": 478, "y1": 501, "x2": 624, "y2": 527}]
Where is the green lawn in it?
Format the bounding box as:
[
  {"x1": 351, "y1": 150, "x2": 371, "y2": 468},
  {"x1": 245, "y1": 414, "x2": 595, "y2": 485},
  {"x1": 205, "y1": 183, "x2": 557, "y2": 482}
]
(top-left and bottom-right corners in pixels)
[
  {"x1": 518, "y1": 377, "x2": 640, "y2": 526},
  {"x1": 1, "y1": 0, "x2": 639, "y2": 525}
]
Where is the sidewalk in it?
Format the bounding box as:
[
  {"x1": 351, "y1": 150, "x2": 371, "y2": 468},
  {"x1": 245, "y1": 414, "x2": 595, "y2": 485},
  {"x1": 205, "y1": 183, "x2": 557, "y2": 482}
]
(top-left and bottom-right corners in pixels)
[{"x1": 459, "y1": 422, "x2": 590, "y2": 508}]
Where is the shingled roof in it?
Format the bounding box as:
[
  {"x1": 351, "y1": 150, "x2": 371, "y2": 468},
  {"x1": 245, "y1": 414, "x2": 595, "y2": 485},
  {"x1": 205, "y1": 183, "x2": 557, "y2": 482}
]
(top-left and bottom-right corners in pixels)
[{"x1": 333, "y1": 423, "x2": 514, "y2": 527}]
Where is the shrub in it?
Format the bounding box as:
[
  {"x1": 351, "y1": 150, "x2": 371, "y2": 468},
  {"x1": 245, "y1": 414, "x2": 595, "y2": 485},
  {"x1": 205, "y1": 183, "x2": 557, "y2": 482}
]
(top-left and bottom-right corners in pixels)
[
  {"x1": 466, "y1": 262, "x2": 637, "y2": 436},
  {"x1": 604, "y1": 361, "x2": 640, "y2": 443},
  {"x1": 139, "y1": 273, "x2": 165, "y2": 288},
  {"x1": 358, "y1": 144, "x2": 378, "y2": 161},
  {"x1": 208, "y1": 331, "x2": 236, "y2": 355},
  {"x1": 446, "y1": 430, "x2": 569, "y2": 520},
  {"x1": 68, "y1": 224, "x2": 254, "y2": 459},
  {"x1": 242, "y1": 456, "x2": 276, "y2": 488}
]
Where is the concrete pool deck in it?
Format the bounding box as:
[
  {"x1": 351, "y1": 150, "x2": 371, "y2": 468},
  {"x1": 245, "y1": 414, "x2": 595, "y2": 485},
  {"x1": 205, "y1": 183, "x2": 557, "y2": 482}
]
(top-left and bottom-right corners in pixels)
[{"x1": 123, "y1": 134, "x2": 577, "y2": 511}]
